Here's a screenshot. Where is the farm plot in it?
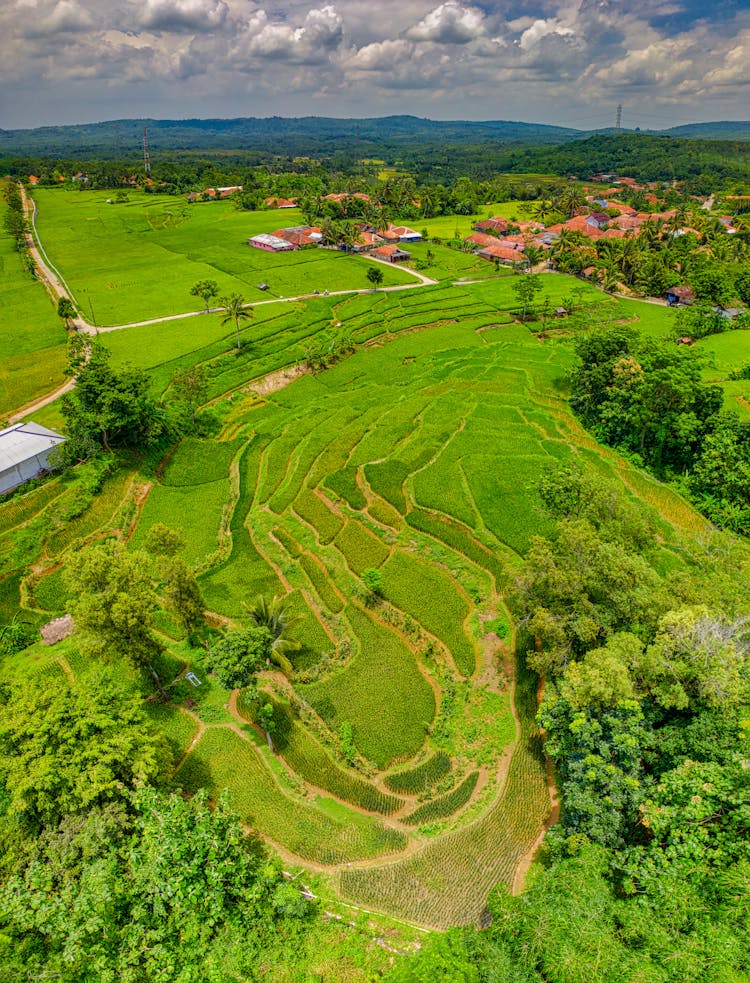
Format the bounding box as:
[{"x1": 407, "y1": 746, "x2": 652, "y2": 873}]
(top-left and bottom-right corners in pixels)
[
  {"x1": 6, "y1": 248, "x2": 719, "y2": 929},
  {"x1": 0, "y1": 183, "x2": 67, "y2": 415},
  {"x1": 301, "y1": 605, "x2": 436, "y2": 769},
  {"x1": 175, "y1": 727, "x2": 407, "y2": 864},
  {"x1": 32, "y1": 188, "x2": 416, "y2": 324}
]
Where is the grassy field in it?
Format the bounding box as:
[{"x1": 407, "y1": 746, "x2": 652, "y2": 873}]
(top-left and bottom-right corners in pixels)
[
  {"x1": 0, "y1": 181, "x2": 68, "y2": 416},
  {"x1": 0, "y1": 205, "x2": 710, "y2": 929},
  {"x1": 32, "y1": 189, "x2": 418, "y2": 325}
]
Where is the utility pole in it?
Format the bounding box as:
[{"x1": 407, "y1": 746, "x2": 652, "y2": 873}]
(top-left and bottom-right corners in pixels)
[
  {"x1": 615, "y1": 104, "x2": 623, "y2": 131},
  {"x1": 143, "y1": 125, "x2": 151, "y2": 177}
]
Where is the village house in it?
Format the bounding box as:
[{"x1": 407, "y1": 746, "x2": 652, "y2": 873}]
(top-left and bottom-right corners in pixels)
[
  {"x1": 248, "y1": 233, "x2": 296, "y2": 252},
  {"x1": 0, "y1": 423, "x2": 65, "y2": 496},
  {"x1": 371, "y1": 244, "x2": 411, "y2": 263},
  {"x1": 477, "y1": 244, "x2": 530, "y2": 268},
  {"x1": 265, "y1": 197, "x2": 297, "y2": 209},
  {"x1": 473, "y1": 217, "x2": 509, "y2": 236}
]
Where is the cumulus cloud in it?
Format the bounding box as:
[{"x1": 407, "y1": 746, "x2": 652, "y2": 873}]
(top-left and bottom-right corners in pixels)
[
  {"x1": 518, "y1": 18, "x2": 575, "y2": 50},
  {"x1": 406, "y1": 2, "x2": 485, "y2": 44},
  {"x1": 21, "y1": 0, "x2": 93, "y2": 36},
  {"x1": 234, "y1": 4, "x2": 343, "y2": 65},
  {"x1": 140, "y1": 0, "x2": 229, "y2": 32},
  {"x1": 1, "y1": 0, "x2": 750, "y2": 126}
]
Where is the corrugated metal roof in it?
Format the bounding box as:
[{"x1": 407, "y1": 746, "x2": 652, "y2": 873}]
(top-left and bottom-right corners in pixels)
[
  {"x1": 249, "y1": 233, "x2": 294, "y2": 250},
  {"x1": 0, "y1": 423, "x2": 65, "y2": 472}
]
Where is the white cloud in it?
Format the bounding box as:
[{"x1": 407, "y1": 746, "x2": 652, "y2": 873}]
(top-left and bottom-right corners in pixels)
[
  {"x1": 235, "y1": 4, "x2": 343, "y2": 64},
  {"x1": 140, "y1": 0, "x2": 229, "y2": 32},
  {"x1": 407, "y1": 2, "x2": 485, "y2": 44},
  {"x1": 519, "y1": 18, "x2": 575, "y2": 50},
  {"x1": 21, "y1": 0, "x2": 93, "y2": 35}
]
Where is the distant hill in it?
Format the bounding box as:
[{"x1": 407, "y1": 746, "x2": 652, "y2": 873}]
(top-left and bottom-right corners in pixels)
[
  {"x1": 0, "y1": 115, "x2": 583, "y2": 158},
  {"x1": 659, "y1": 121, "x2": 750, "y2": 140}
]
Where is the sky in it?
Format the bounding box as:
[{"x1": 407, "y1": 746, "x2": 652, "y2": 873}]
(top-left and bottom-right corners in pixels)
[{"x1": 1, "y1": 0, "x2": 749, "y2": 130}]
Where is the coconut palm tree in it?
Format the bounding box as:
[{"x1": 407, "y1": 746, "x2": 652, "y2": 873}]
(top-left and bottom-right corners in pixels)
[
  {"x1": 220, "y1": 293, "x2": 252, "y2": 350},
  {"x1": 248, "y1": 594, "x2": 302, "y2": 675},
  {"x1": 559, "y1": 183, "x2": 587, "y2": 218}
]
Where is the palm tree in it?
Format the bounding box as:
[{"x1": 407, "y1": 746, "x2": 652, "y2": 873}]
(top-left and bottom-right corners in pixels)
[
  {"x1": 559, "y1": 184, "x2": 587, "y2": 218},
  {"x1": 531, "y1": 198, "x2": 558, "y2": 224},
  {"x1": 248, "y1": 595, "x2": 301, "y2": 674},
  {"x1": 220, "y1": 293, "x2": 252, "y2": 350}
]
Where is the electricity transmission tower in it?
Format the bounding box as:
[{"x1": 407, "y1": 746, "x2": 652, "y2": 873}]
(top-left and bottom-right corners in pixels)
[
  {"x1": 615, "y1": 104, "x2": 623, "y2": 130},
  {"x1": 143, "y1": 126, "x2": 151, "y2": 177}
]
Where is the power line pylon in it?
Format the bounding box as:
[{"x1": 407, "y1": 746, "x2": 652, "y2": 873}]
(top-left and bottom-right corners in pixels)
[
  {"x1": 143, "y1": 125, "x2": 151, "y2": 177},
  {"x1": 615, "y1": 104, "x2": 623, "y2": 130}
]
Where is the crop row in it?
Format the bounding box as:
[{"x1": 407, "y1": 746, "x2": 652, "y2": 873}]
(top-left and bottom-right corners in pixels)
[
  {"x1": 242, "y1": 696, "x2": 403, "y2": 815},
  {"x1": 403, "y1": 770, "x2": 479, "y2": 826},
  {"x1": 334, "y1": 520, "x2": 389, "y2": 576},
  {"x1": 299, "y1": 553, "x2": 345, "y2": 614},
  {"x1": 293, "y1": 487, "x2": 344, "y2": 544},
  {"x1": 0, "y1": 478, "x2": 64, "y2": 535},
  {"x1": 363, "y1": 460, "x2": 409, "y2": 514},
  {"x1": 176, "y1": 728, "x2": 406, "y2": 865},
  {"x1": 381, "y1": 551, "x2": 476, "y2": 677},
  {"x1": 384, "y1": 751, "x2": 451, "y2": 794},
  {"x1": 302, "y1": 604, "x2": 435, "y2": 768},
  {"x1": 161, "y1": 437, "x2": 242, "y2": 487},
  {"x1": 406, "y1": 508, "x2": 504, "y2": 589},
  {"x1": 323, "y1": 466, "x2": 367, "y2": 511}
]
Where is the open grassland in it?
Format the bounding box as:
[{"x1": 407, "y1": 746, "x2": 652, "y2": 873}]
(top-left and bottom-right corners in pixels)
[
  {"x1": 0, "y1": 182, "x2": 67, "y2": 416},
  {"x1": 32, "y1": 189, "x2": 417, "y2": 325}
]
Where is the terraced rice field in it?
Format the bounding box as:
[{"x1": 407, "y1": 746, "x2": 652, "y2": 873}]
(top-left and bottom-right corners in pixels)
[{"x1": 0, "y1": 225, "x2": 701, "y2": 927}]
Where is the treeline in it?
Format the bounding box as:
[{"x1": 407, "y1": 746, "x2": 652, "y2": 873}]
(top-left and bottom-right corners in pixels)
[
  {"x1": 496, "y1": 132, "x2": 750, "y2": 192},
  {"x1": 570, "y1": 325, "x2": 750, "y2": 532},
  {"x1": 391, "y1": 465, "x2": 750, "y2": 981},
  {"x1": 3, "y1": 131, "x2": 749, "y2": 189}
]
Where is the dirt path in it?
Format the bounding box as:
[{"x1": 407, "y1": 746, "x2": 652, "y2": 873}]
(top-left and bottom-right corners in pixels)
[{"x1": 9, "y1": 377, "x2": 75, "y2": 423}]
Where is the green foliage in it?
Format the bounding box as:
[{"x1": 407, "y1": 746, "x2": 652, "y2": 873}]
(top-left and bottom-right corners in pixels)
[
  {"x1": 190, "y1": 277, "x2": 219, "y2": 311},
  {"x1": 385, "y1": 751, "x2": 452, "y2": 794},
  {"x1": 65, "y1": 539, "x2": 164, "y2": 671},
  {"x1": 0, "y1": 787, "x2": 313, "y2": 981},
  {"x1": 404, "y1": 771, "x2": 479, "y2": 826},
  {"x1": 61, "y1": 337, "x2": 168, "y2": 457},
  {"x1": 0, "y1": 667, "x2": 167, "y2": 825},
  {"x1": 209, "y1": 626, "x2": 272, "y2": 690}
]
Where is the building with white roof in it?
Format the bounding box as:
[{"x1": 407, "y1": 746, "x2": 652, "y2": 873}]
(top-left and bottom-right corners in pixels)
[{"x1": 0, "y1": 422, "x2": 66, "y2": 495}]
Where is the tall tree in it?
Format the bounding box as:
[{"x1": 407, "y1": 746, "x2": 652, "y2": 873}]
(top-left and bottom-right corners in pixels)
[
  {"x1": 65, "y1": 539, "x2": 164, "y2": 676},
  {"x1": 220, "y1": 293, "x2": 252, "y2": 350},
  {"x1": 190, "y1": 278, "x2": 219, "y2": 313},
  {"x1": 61, "y1": 337, "x2": 165, "y2": 456},
  {"x1": 0, "y1": 667, "x2": 166, "y2": 825}
]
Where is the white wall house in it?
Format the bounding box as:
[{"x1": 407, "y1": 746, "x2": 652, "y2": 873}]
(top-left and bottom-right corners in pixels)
[{"x1": 0, "y1": 423, "x2": 66, "y2": 496}]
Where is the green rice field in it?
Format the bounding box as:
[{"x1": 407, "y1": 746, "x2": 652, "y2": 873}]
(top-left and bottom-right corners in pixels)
[
  {"x1": 0, "y1": 181, "x2": 67, "y2": 416},
  {"x1": 32, "y1": 189, "x2": 418, "y2": 325},
  {"x1": 0, "y1": 191, "x2": 717, "y2": 930}
]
